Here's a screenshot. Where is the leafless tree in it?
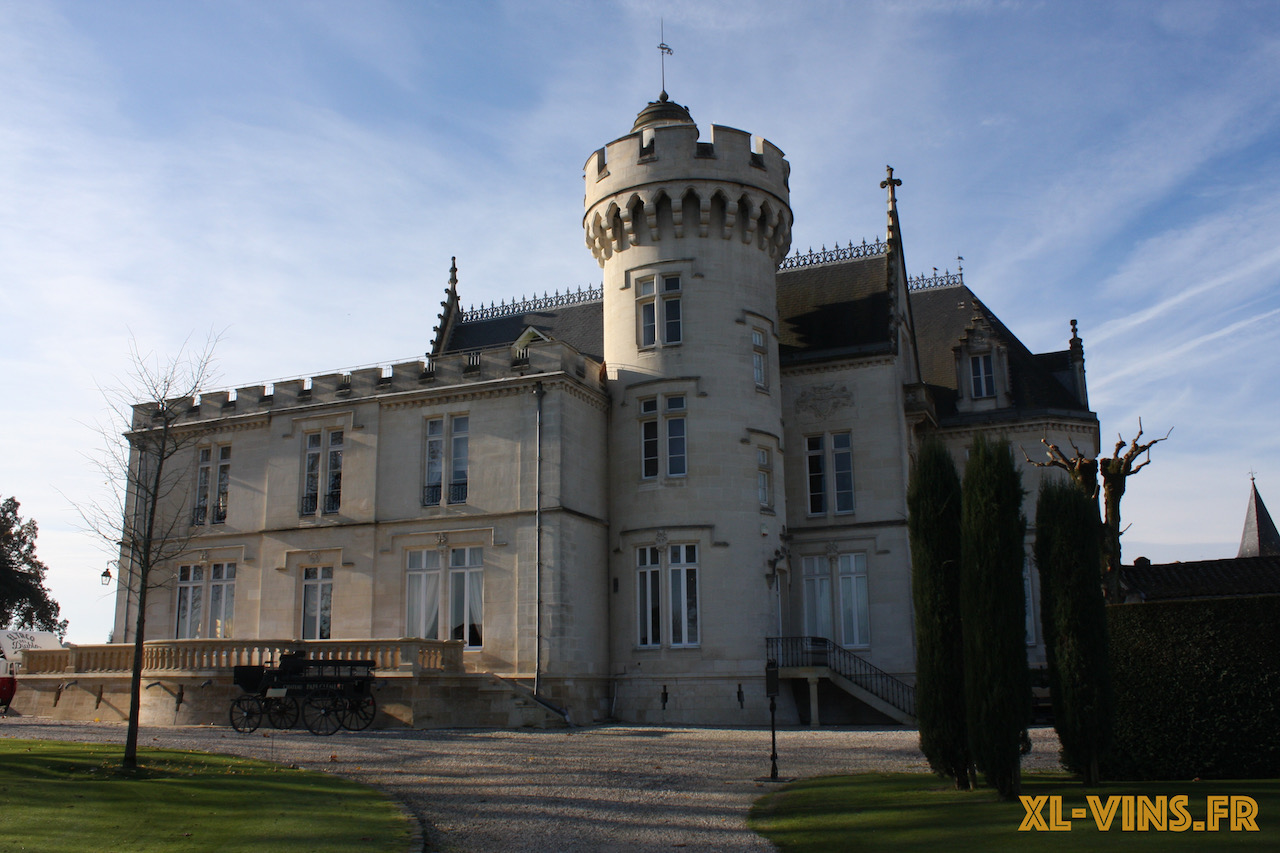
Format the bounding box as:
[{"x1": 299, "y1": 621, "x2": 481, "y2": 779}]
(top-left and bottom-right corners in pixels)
[
  {"x1": 78, "y1": 335, "x2": 218, "y2": 768},
  {"x1": 1024, "y1": 420, "x2": 1171, "y2": 602}
]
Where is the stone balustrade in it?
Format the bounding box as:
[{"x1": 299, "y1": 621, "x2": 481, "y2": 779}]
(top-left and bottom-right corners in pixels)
[{"x1": 19, "y1": 638, "x2": 464, "y2": 677}]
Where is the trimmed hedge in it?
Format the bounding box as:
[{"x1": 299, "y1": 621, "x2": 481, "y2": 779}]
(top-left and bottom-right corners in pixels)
[{"x1": 1104, "y1": 595, "x2": 1280, "y2": 780}]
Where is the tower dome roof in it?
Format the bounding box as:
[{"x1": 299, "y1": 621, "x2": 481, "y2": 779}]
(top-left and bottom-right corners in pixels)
[{"x1": 632, "y1": 91, "x2": 695, "y2": 132}]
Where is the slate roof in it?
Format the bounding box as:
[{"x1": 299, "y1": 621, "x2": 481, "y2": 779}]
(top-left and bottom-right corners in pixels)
[
  {"x1": 1121, "y1": 556, "x2": 1280, "y2": 601},
  {"x1": 775, "y1": 255, "x2": 894, "y2": 364},
  {"x1": 441, "y1": 300, "x2": 605, "y2": 363},
  {"x1": 436, "y1": 256, "x2": 1091, "y2": 429},
  {"x1": 1238, "y1": 480, "x2": 1280, "y2": 558},
  {"x1": 908, "y1": 284, "x2": 1090, "y2": 422}
]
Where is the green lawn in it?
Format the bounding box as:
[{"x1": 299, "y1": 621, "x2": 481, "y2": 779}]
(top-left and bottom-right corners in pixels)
[
  {"x1": 750, "y1": 773, "x2": 1280, "y2": 852},
  {"x1": 0, "y1": 739, "x2": 412, "y2": 853}
]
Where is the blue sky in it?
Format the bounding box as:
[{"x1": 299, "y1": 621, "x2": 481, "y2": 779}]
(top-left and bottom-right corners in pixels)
[{"x1": 3, "y1": 0, "x2": 1278, "y2": 644}]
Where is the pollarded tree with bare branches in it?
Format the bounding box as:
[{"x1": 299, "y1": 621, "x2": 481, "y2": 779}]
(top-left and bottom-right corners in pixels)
[
  {"x1": 1025, "y1": 420, "x2": 1171, "y2": 602},
  {"x1": 78, "y1": 335, "x2": 218, "y2": 769}
]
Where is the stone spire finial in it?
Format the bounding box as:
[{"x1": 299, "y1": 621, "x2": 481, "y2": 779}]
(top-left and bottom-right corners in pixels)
[{"x1": 880, "y1": 165, "x2": 902, "y2": 206}]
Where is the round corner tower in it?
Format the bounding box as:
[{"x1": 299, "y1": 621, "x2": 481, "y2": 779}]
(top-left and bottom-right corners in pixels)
[{"x1": 583, "y1": 93, "x2": 793, "y2": 723}]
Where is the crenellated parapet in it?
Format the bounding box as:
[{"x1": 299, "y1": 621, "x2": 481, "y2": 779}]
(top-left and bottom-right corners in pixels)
[
  {"x1": 583, "y1": 122, "x2": 792, "y2": 266},
  {"x1": 130, "y1": 340, "x2": 605, "y2": 430}
]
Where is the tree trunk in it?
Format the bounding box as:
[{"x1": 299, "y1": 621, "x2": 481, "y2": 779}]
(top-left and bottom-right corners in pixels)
[{"x1": 123, "y1": 580, "x2": 147, "y2": 769}]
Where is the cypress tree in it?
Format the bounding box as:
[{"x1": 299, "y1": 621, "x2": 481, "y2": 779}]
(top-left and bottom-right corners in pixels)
[
  {"x1": 960, "y1": 435, "x2": 1028, "y2": 800},
  {"x1": 908, "y1": 439, "x2": 971, "y2": 788},
  {"x1": 1035, "y1": 478, "x2": 1111, "y2": 785}
]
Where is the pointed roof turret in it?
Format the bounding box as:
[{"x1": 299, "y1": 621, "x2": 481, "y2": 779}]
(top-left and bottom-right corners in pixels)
[{"x1": 1238, "y1": 476, "x2": 1280, "y2": 558}]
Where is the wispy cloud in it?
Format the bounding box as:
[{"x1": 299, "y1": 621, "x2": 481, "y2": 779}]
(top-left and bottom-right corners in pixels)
[{"x1": 4, "y1": 2, "x2": 1280, "y2": 641}]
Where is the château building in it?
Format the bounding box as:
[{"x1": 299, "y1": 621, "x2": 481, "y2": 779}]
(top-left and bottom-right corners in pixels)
[{"x1": 102, "y1": 93, "x2": 1098, "y2": 726}]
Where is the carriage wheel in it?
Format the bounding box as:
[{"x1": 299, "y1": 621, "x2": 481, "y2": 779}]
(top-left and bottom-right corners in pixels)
[
  {"x1": 266, "y1": 696, "x2": 300, "y2": 729},
  {"x1": 229, "y1": 695, "x2": 263, "y2": 733},
  {"x1": 339, "y1": 695, "x2": 377, "y2": 732},
  {"x1": 302, "y1": 689, "x2": 343, "y2": 736}
]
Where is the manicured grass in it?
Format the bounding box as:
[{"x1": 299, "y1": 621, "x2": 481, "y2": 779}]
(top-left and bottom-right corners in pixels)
[
  {"x1": 750, "y1": 773, "x2": 1280, "y2": 852},
  {"x1": 0, "y1": 739, "x2": 412, "y2": 853}
]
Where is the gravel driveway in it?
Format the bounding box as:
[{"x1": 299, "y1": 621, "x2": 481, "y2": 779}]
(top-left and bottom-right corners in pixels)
[{"x1": 1, "y1": 718, "x2": 1063, "y2": 852}]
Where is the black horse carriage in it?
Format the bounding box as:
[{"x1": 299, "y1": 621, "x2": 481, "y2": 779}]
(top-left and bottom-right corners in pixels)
[{"x1": 229, "y1": 652, "x2": 377, "y2": 735}]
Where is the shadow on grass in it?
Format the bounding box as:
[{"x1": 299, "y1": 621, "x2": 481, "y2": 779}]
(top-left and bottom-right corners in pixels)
[
  {"x1": 750, "y1": 773, "x2": 1279, "y2": 852},
  {"x1": 0, "y1": 740, "x2": 412, "y2": 853}
]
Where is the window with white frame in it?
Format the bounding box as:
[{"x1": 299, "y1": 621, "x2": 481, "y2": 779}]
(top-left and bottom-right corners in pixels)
[
  {"x1": 633, "y1": 543, "x2": 700, "y2": 648},
  {"x1": 424, "y1": 415, "x2": 469, "y2": 505},
  {"x1": 639, "y1": 395, "x2": 687, "y2": 479},
  {"x1": 175, "y1": 562, "x2": 236, "y2": 639},
  {"x1": 806, "y1": 437, "x2": 826, "y2": 514},
  {"x1": 302, "y1": 431, "x2": 343, "y2": 515},
  {"x1": 634, "y1": 543, "x2": 699, "y2": 648},
  {"x1": 638, "y1": 275, "x2": 682, "y2": 347},
  {"x1": 194, "y1": 449, "x2": 211, "y2": 525},
  {"x1": 449, "y1": 546, "x2": 483, "y2": 648},
  {"x1": 209, "y1": 563, "x2": 236, "y2": 638},
  {"x1": 636, "y1": 546, "x2": 661, "y2": 648},
  {"x1": 801, "y1": 556, "x2": 832, "y2": 639},
  {"x1": 757, "y1": 447, "x2": 773, "y2": 509},
  {"x1": 214, "y1": 446, "x2": 230, "y2": 523},
  {"x1": 751, "y1": 329, "x2": 768, "y2": 390},
  {"x1": 666, "y1": 396, "x2": 686, "y2": 477},
  {"x1": 837, "y1": 553, "x2": 870, "y2": 646},
  {"x1": 805, "y1": 432, "x2": 854, "y2": 515},
  {"x1": 640, "y1": 399, "x2": 660, "y2": 478},
  {"x1": 405, "y1": 549, "x2": 442, "y2": 640},
  {"x1": 803, "y1": 552, "x2": 869, "y2": 647},
  {"x1": 832, "y1": 433, "x2": 854, "y2": 513},
  {"x1": 669, "y1": 544, "x2": 699, "y2": 647},
  {"x1": 301, "y1": 565, "x2": 333, "y2": 640},
  {"x1": 971, "y1": 354, "x2": 995, "y2": 398},
  {"x1": 193, "y1": 445, "x2": 231, "y2": 525},
  {"x1": 175, "y1": 564, "x2": 204, "y2": 639}
]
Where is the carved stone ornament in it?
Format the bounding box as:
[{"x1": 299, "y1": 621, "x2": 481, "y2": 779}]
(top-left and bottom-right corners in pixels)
[
  {"x1": 308, "y1": 551, "x2": 321, "y2": 562},
  {"x1": 796, "y1": 384, "x2": 853, "y2": 419},
  {"x1": 825, "y1": 541, "x2": 840, "y2": 558},
  {"x1": 655, "y1": 530, "x2": 668, "y2": 547},
  {"x1": 436, "y1": 533, "x2": 449, "y2": 551}
]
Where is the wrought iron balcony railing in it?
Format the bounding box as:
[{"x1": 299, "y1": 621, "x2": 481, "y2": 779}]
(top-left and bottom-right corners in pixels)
[{"x1": 767, "y1": 636, "x2": 916, "y2": 717}]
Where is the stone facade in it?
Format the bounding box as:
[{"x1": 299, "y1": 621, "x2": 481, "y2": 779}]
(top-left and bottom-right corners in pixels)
[{"x1": 106, "y1": 95, "x2": 1099, "y2": 727}]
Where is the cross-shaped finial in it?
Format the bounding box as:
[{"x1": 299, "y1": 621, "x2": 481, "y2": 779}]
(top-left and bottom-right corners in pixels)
[
  {"x1": 1250, "y1": 469, "x2": 1258, "y2": 483},
  {"x1": 658, "y1": 20, "x2": 673, "y2": 93},
  {"x1": 880, "y1": 165, "x2": 901, "y2": 205}
]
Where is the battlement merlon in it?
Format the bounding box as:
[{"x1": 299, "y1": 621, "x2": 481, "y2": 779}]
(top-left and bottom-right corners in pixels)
[{"x1": 584, "y1": 123, "x2": 790, "y2": 209}]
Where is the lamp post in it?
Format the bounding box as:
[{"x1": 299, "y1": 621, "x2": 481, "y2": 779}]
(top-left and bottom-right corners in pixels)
[{"x1": 766, "y1": 658, "x2": 780, "y2": 780}]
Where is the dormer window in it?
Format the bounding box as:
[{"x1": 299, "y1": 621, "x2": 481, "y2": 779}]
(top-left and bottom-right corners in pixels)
[
  {"x1": 971, "y1": 354, "x2": 995, "y2": 398},
  {"x1": 954, "y1": 312, "x2": 1010, "y2": 413}
]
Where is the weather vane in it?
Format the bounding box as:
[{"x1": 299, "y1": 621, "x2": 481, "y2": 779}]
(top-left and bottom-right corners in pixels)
[{"x1": 658, "y1": 20, "x2": 673, "y2": 92}]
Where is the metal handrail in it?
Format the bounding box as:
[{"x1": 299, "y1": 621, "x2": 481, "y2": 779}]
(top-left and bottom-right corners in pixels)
[{"x1": 767, "y1": 636, "x2": 915, "y2": 717}]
